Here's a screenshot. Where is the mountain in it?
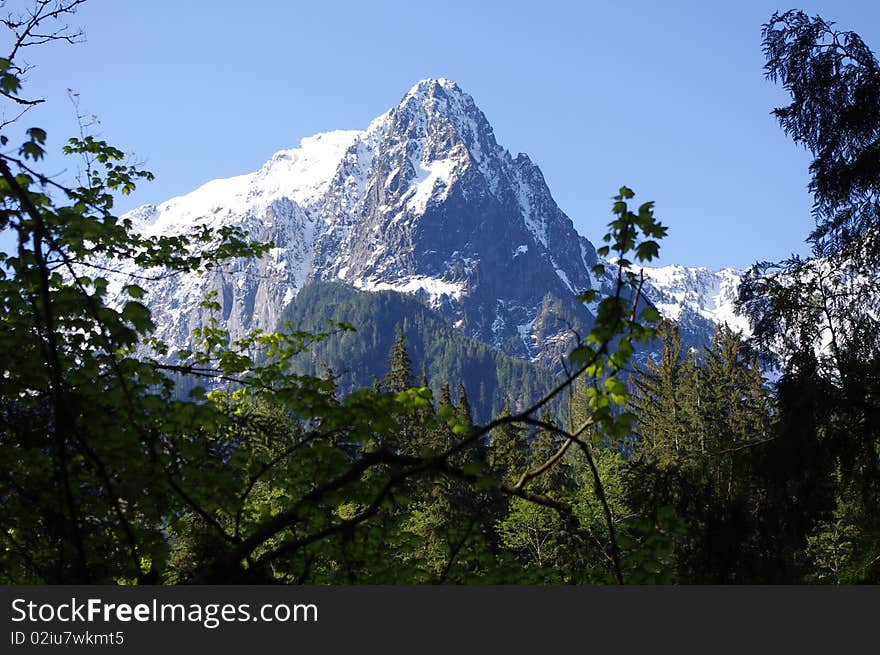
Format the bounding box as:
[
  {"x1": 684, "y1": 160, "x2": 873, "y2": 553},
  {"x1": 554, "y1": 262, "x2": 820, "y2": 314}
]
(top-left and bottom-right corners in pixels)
[
  {"x1": 118, "y1": 78, "x2": 748, "y2": 375},
  {"x1": 640, "y1": 264, "x2": 748, "y2": 346}
]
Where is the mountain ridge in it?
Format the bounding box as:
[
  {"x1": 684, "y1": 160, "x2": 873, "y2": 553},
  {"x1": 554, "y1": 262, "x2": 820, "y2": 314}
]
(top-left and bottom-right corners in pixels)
[{"x1": 115, "y1": 77, "x2": 749, "y2": 371}]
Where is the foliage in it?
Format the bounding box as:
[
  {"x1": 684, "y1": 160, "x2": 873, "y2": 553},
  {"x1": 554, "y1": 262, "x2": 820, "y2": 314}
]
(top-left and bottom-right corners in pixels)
[
  {"x1": 10, "y1": 1, "x2": 880, "y2": 586},
  {"x1": 278, "y1": 280, "x2": 560, "y2": 422},
  {"x1": 628, "y1": 323, "x2": 783, "y2": 582},
  {"x1": 0, "y1": 6, "x2": 668, "y2": 583},
  {"x1": 763, "y1": 9, "x2": 880, "y2": 261},
  {"x1": 733, "y1": 9, "x2": 880, "y2": 584}
]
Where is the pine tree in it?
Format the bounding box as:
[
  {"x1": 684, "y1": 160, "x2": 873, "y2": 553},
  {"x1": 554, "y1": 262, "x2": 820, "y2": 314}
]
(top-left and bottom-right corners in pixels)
[
  {"x1": 324, "y1": 366, "x2": 338, "y2": 401},
  {"x1": 701, "y1": 326, "x2": 770, "y2": 452},
  {"x1": 627, "y1": 323, "x2": 777, "y2": 582},
  {"x1": 630, "y1": 319, "x2": 689, "y2": 464},
  {"x1": 495, "y1": 411, "x2": 587, "y2": 580},
  {"x1": 376, "y1": 328, "x2": 422, "y2": 454},
  {"x1": 457, "y1": 382, "x2": 473, "y2": 427},
  {"x1": 439, "y1": 383, "x2": 454, "y2": 409},
  {"x1": 489, "y1": 402, "x2": 529, "y2": 485},
  {"x1": 384, "y1": 326, "x2": 416, "y2": 393},
  {"x1": 676, "y1": 349, "x2": 705, "y2": 453},
  {"x1": 398, "y1": 375, "x2": 494, "y2": 581},
  {"x1": 529, "y1": 410, "x2": 570, "y2": 495}
]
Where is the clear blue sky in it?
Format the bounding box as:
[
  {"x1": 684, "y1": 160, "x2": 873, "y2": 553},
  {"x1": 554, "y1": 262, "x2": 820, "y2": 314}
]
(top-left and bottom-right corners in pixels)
[{"x1": 5, "y1": 0, "x2": 880, "y2": 269}]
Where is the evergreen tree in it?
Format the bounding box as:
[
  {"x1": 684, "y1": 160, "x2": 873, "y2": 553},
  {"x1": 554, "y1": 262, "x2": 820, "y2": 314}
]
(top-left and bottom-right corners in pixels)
[
  {"x1": 701, "y1": 327, "x2": 770, "y2": 450},
  {"x1": 439, "y1": 383, "x2": 454, "y2": 409},
  {"x1": 745, "y1": 11, "x2": 880, "y2": 582},
  {"x1": 457, "y1": 382, "x2": 473, "y2": 427},
  {"x1": 496, "y1": 408, "x2": 589, "y2": 579},
  {"x1": 627, "y1": 323, "x2": 777, "y2": 582},
  {"x1": 489, "y1": 403, "x2": 529, "y2": 485},
  {"x1": 324, "y1": 367, "x2": 338, "y2": 402},
  {"x1": 529, "y1": 410, "x2": 570, "y2": 495},
  {"x1": 384, "y1": 326, "x2": 416, "y2": 393},
  {"x1": 762, "y1": 10, "x2": 880, "y2": 261},
  {"x1": 630, "y1": 319, "x2": 687, "y2": 462}
]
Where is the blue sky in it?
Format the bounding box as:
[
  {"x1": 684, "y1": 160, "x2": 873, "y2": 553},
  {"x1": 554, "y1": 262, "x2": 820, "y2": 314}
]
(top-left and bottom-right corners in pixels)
[{"x1": 5, "y1": 0, "x2": 880, "y2": 268}]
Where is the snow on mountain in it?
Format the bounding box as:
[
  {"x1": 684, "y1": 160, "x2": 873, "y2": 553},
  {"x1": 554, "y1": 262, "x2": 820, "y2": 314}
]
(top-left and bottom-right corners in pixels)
[
  {"x1": 117, "y1": 77, "x2": 748, "y2": 368},
  {"x1": 137, "y1": 130, "x2": 361, "y2": 236},
  {"x1": 641, "y1": 264, "x2": 749, "y2": 335}
]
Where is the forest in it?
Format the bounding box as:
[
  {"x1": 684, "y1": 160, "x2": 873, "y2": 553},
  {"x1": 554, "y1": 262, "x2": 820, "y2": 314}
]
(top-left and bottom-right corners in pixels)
[{"x1": 0, "y1": 2, "x2": 878, "y2": 585}]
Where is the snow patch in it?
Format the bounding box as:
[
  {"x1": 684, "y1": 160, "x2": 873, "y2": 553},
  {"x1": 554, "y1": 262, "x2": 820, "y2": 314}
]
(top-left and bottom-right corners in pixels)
[
  {"x1": 361, "y1": 275, "x2": 466, "y2": 304},
  {"x1": 517, "y1": 318, "x2": 536, "y2": 359},
  {"x1": 514, "y1": 174, "x2": 546, "y2": 248},
  {"x1": 554, "y1": 265, "x2": 575, "y2": 294},
  {"x1": 641, "y1": 264, "x2": 750, "y2": 334},
  {"x1": 142, "y1": 130, "x2": 360, "y2": 238},
  {"x1": 407, "y1": 158, "x2": 457, "y2": 213},
  {"x1": 491, "y1": 307, "x2": 506, "y2": 343}
]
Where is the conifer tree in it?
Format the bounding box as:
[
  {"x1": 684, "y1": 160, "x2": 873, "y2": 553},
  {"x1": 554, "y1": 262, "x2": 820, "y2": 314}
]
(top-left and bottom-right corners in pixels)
[
  {"x1": 489, "y1": 402, "x2": 529, "y2": 485},
  {"x1": 375, "y1": 328, "x2": 423, "y2": 455},
  {"x1": 528, "y1": 410, "x2": 571, "y2": 495},
  {"x1": 749, "y1": 11, "x2": 880, "y2": 582},
  {"x1": 627, "y1": 323, "x2": 776, "y2": 582},
  {"x1": 630, "y1": 319, "x2": 688, "y2": 463},
  {"x1": 676, "y1": 349, "x2": 705, "y2": 452},
  {"x1": 384, "y1": 326, "x2": 415, "y2": 393},
  {"x1": 457, "y1": 382, "x2": 473, "y2": 427},
  {"x1": 439, "y1": 382, "x2": 454, "y2": 409},
  {"x1": 701, "y1": 326, "x2": 770, "y2": 451},
  {"x1": 398, "y1": 375, "x2": 494, "y2": 581},
  {"x1": 324, "y1": 367, "x2": 338, "y2": 401}
]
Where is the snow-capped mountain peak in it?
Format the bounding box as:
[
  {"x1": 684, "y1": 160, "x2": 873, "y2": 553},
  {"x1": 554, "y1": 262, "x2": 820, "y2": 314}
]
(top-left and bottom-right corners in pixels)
[
  {"x1": 119, "y1": 78, "x2": 747, "y2": 369},
  {"x1": 641, "y1": 263, "x2": 749, "y2": 338}
]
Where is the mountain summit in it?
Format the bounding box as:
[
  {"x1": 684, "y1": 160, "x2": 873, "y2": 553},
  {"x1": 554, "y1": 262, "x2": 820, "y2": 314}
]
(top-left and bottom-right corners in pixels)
[{"x1": 123, "y1": 78, "x2": 744, "y2": 368}]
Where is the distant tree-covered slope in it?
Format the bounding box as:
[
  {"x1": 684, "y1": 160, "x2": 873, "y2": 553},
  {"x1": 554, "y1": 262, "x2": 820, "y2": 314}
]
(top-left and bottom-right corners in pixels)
[{"x1": 279, "y1": 282, "x2": 560, "y2": 422}]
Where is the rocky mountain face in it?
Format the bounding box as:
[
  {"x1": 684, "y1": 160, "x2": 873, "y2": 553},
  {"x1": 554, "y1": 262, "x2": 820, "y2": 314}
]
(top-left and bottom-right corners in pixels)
[
  {"x1": 640, "y1": 264, "x2": 748, "y2": 347},
  {"x1": 118, "y1": 78, "x2": 748, "y2": 370}
]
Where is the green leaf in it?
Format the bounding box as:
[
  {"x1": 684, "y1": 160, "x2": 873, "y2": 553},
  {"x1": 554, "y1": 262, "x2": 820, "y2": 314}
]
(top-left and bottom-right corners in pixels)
[
  {"x1": 635, "y1": 240, "x2": 660, "y2": 262},
  {"x1": 578, "y1": 289, "x2": 598, "y2": 303},
  {"x1": 124, "y1": 284, "x2": 145, "y2": 299},
  {"x1": 640, "y1": 306, "x2": 661, "y2": 323},
  {"x1": 188, "y1": 386, "x2": 206, "y2": 400},
  {"x1": 26, "y1": 127, "x2": 47, "y2": 144},
  {"x1": 1, "y1": 72, "x2": 20, "y2": 94},
  {"x1": 121, "y1": 301, "x2": 153, "y2": 332},
  {"x1": 637, "y1": 200, "x2": 655, "y2": 216},
  {"x1": 20, "y1": 141, "x2": 44, "y2": 161}
]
